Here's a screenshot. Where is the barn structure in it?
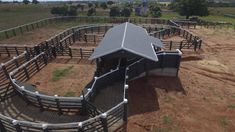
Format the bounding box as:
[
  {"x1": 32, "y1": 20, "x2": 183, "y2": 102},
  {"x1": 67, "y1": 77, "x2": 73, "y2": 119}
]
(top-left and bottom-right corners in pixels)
[{"x1": 90, "y1": 22, "x2": 181, "y2": 77}]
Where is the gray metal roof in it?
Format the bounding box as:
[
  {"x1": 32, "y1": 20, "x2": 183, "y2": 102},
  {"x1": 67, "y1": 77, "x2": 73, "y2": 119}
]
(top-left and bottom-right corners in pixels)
[{"x1": 89, "y1": 22, "x2": 163, "y2": 62}]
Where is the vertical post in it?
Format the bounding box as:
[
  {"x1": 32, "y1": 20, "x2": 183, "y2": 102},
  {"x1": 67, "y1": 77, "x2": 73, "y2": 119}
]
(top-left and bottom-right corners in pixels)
[
  {"x1": 78, "y1": 122, "x2": 84, "y2": 132},
  {"x1": 14, "y1": 57, "x2": 19, "y2": 67},
  {"x1": 80, "y1": 48, "x2": 83, "y2": 59},
  {"x1": 180, "y1": 41, "x2": 183, "y2": 50},
  {"x1": 100, "y1": 113, "x2": 108, "y2": 132},
  {"x1": 20, "y1": 87, "x2": 31, "y2": 105},
  {"x1": 23, "y1": 66, "x2": 30, "y2": 80},
  {"x1": 5, "y1": 47, "x2": 10, "y2": 57},
  {"x1": 19, "y1": 27, "x2": 23, "y2": 34},
  {"x1": 15, "y1": 47, "x2": 19, "y2": 55},
  {"x1": 81, "y1": 91, "x2": 87, "y2": 115},
  {"x1": 69, "y1": 47, "x2": 73, "y2": 58},
  {"x1": 123, "y1": 99, "x2": 128, "y2": 122},
  {"x1": 13, "y1": 29, "x2": 16, "y2": 36},
  {"x1": 1, "y1": 64, "x2": 9, "y2": 79},
  {"x1": 4, "y1": 31, "x2": 9, "y2": 39},
  {"x1": 34, "y1": 45, "x2": 40, "y2": 55},
  {"x1": 0, "y1": 120, "x2": 6, "y2": 132},
  {"x1": 55, "y1": 95, "x2": 62, "y2": 115},
  {"x1": 169, "y1": 41, "x2": 173, "y2": 50},
  {"x1": 194, "y1": 40, "x2": 198, "y2": 51},
  {"x1": 36, "y1": 91, "x2": 44, "y2": 112},
  {"x1": 52, "y1": 46, "x2": 57, "y2": 58},
  {"x1": 26, "y1": 25, "x2": 29, "y2": 32},
  {"x1": 42, "y1": 53, "x2": 48, "y2": 65},
  {"x1": 34, "y1": 59, "x2": 40, "y2": 71},
  {"x1": 12, "y1": 120, "x2": 22, "y2": 132},
  {"x1": 199, "y1": 40, "x2": 202, "y2": 49},
  {"x1": 42, "y1": 124, "x2": 49, "y2": 132}
]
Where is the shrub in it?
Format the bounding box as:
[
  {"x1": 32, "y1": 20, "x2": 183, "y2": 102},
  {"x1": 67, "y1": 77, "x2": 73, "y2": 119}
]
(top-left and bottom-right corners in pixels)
[
  {"x1": 51, "y1": 5, "x2": 78, "y2": 16},
  {"x1": 22, "y1": 0, "x2": 30, "y2": 4},
  {"x1": 51, "y1": 6, "x2": 68, "y2": 16},
  {"x1": 67, "y1": 6, "x2": 78, "y2": 16},
  {"x1": 32, "y1": 0, "x2": 39, "y2": 4},
  {"x1": 121, "y1": 8, "x2": 131, "y2": 17},
  {"x1": 87, "y1": 8, "x2": 96, "y2": 16},
  {"x1": 107, "y1": 1, "x2": 114, "y2": 5},
  {"x1": 88, "y1": 3, "x2": 93, "y2": 8},
  {"x1": 149, "y1": 5, "x2": 161, "y2": 18},
  {"x1": 95, "y1": 2, "x2": 99, "y2": 8},
  {"x1": 100, "y1": 2, "x2": 108, "y2": 10},
  {"x1": 109, "y1": 6, "x2": 120, "y2": 17},
  {"x1": 77, "y1": 4, "x2": 85, "y2": 11}
]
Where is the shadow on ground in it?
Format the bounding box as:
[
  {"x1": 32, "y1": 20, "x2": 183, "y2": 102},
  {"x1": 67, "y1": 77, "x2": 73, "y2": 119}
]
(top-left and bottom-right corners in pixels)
[{"x1": 128, "y1": 75, "x2": 185, "y2": 116}]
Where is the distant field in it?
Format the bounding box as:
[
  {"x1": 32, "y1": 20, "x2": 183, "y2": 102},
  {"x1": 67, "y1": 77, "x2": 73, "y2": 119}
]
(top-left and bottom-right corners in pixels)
[
  {"x1": 0, "y1": 4, "x2": 234, "y2": 31},
  {"x1": 209, "y1": 7, "x2": 235, "y2": 16},
  {"x1": 0, "y1": 4, "x2": 53, "y2": 30},
  {"x1": 200, "y1": 15, "x2": 235, "y2": 24}
]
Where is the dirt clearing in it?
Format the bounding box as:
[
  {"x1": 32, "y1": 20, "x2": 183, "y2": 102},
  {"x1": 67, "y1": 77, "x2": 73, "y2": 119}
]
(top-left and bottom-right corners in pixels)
[{"x1": 27, "y1": 59, "x2": 96, "y2": 96}]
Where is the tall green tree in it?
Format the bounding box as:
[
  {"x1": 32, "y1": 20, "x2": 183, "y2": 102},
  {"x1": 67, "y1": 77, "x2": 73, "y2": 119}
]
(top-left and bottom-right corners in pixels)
[
  {"x1": 100, "y1": 2, "x2": 108, "y2": 10},
  {"x1": 173, "y1": 0, "x2": 209, "y2": 19},
  {"x1": 23, "y1": 0, "x2": 30, "y2": 4},
  {"x1": 32, "y1": 0, "x2": 39, "y2": 4}
]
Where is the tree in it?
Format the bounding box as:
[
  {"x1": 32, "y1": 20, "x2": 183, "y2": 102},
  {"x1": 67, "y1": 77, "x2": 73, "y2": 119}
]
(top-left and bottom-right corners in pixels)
[
  {"x1": 149, "y1": 5, "x2": 161, "y2": 18},
  {"x1": 95, "y1": 2, "x2": 99, "y2": 8},
  {"x1": 121, "y1": 8, "x2": 131, "y2": 17},
  {"x1": 77, "y1": 4, "x2": 85, "y2": 11},
  {"x1": 173, "y1": 0, "x2": 209, "y2": 19},
  {"x1": 100, "y1": 2, "x2": 108, "y2": 10},
  {"x1": 51, "y1": 6, "x2": 67, "y2": 16},
  {"x1": 109, "y1": 6, "x2": 120, "y2": 17},
  {"x1": 88, "y1": 3, "x2": 93, "y2": 8},
  {"x1": 87, "y1": 8, "x2": 96, "y2": 16},
  {"x1": 32, "y1": 0, "x2": 39, "y2": 4},
  {"x1": 107, "y1": 1, "x2": 114, "y2": 6},
  {"x1": 67, "y1": 6, "x2": 78, "y2": 16},
  {"x1": 23, "y1": 0, "x2": 30, "y2": 4}
]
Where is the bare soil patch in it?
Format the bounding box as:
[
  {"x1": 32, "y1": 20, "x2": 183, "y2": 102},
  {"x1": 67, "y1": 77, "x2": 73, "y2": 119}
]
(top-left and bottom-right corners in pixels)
[
  {"x1": 127, "y1": 27, "x2": 235, "y2": 132},
  {"x1": 162, "y1": 35, "x2": 185, "y2": 42},
  {"x1": 27, "y1": 59, "x2": 96, "y2": 96},
  {"x1": 0, "y1": 26, "x2": 66, "y2": 45}
]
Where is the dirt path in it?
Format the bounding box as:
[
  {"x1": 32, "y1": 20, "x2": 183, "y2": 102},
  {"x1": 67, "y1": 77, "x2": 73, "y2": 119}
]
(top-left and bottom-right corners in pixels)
[{"x1": 127, "y1": 27, "x2": 235, "y2": 132}]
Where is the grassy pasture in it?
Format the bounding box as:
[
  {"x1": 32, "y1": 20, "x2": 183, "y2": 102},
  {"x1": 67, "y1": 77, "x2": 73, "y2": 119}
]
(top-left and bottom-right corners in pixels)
[
  {"x1": 208, "y1": 7, "x2": 235, "y2": 16},
  {"x1": 0, "y1": 3, "x2": 234, "y2": 31},
  {"x1": 0, "y1": 4, "x2": 53, "y2": 30}
]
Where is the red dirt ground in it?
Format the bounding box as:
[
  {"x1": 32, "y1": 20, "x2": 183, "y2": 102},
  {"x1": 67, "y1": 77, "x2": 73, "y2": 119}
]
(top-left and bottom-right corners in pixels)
[
  {"x1": 127, "y1": 27, "x2": 235, "y2": 132},
  {"x1": 27, "y1": 58, "x2": 96, "y2": 96},
  {"x1": 0, "y1": 26, "x2": 66, "y2": 45}
]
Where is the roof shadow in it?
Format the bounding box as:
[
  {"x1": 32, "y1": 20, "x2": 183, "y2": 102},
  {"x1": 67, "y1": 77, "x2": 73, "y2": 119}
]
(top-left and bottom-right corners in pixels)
[
  {"x1": 128, "y1": 77, "x2": 160, "y2": 116},
  {"x1": 128, "y1": 75, "x2": 186, "y2": 116}
]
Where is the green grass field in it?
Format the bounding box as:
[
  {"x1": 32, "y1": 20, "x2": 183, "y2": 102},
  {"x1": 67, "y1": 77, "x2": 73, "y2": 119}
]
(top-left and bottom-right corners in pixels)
[
  {"x1": 0, "y1": 4, "x2": 234, "y2": 31},
  {"x1": 209, "y1": 7, "x2": 235, "y2": 16},
  {"x1": 0, "y1": 4, "x2": 53, "y2": 30}
]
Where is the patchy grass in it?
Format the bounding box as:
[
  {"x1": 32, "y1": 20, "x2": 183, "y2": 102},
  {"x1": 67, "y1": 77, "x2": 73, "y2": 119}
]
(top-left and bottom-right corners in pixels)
[
  {"x1": 0, "y1": 4, "x2": 54, "y2": 30},
  {"x1": 219, "y1": 117, "x2": 229, "y2": 128},
  {"x1": 209, "y1": 7, "x2": 235, "y2": 16},
  {"x1": 200, "y1": 15, "x2": 235, "y2": 25},
  {"x1": 64, "y1": 91, "x2": 76, "y2": 97},
  {"x1": 228, "y1": 104, "x2": 235, "y2": 109},
  {"x1": 52, "y1": 66, "x2": 74, "y2": 81},
  {"x1": 163, "y1": 116, "x2": 173, "y2": 125}
]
